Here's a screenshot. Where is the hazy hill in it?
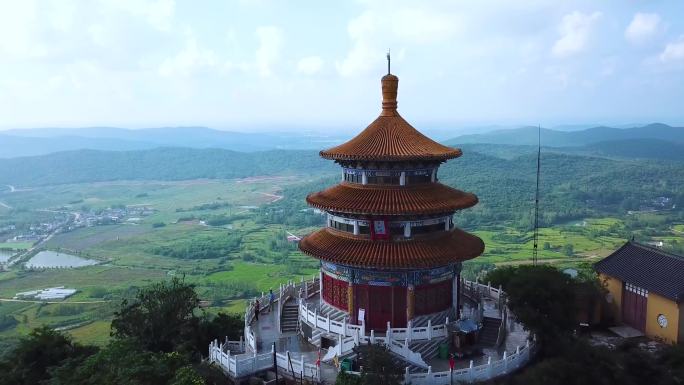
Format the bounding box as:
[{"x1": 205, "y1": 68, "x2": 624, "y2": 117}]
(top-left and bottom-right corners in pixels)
[
  {"x1": 556, "y1": 139, "x2": 684, "y2": 162},
  {"x1": 0, "y1": 148, "x2": 335, "y2": 186},
  {"x1": 0, "y1": 134, "x2": 158, "y2": 158},
  {"x1": 447, "y1": 123, "x2": 684, "y2": 147},
  {"x1": 0, "y1": 127, "x2": 348, "y2": 158}
]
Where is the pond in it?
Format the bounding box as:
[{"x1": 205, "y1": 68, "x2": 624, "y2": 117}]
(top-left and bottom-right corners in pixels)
[
  {"x1": 25, "y1": 251, "x2": 98, "y2": 268},
  {"x1": 0, "y1": 250, "x2": 15, "y2": 263}
]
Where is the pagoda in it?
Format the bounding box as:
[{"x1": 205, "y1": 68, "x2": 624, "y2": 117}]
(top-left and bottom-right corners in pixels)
[{"x1": 299, "y1": 70, "x2": 485, "y2": 331}]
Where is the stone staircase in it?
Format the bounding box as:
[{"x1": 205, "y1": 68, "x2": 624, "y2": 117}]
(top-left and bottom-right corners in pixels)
[
  {"x1": 411, "y1": 308, "x2": 456, "y2": 327},
  {"x1": 478, "y1": 316, "x2": 502, "y2": 347},
  {"x1": 281, "y1": 301, "x2": 300, "y2": 333},
  {"x1": 409, "y1": 337, "x2": 448, "y2": 361},
  {"x1": 318, "y1": 301, "x2": 349, "y2": 322},
  {"x1": 302, "y1": 301, "x2": 349, "y2": 349}
]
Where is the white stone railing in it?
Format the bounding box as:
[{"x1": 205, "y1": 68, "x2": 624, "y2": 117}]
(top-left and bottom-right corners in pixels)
[
  {"x1": 462, "y1": 279, "x2": 505, "y2": 314},
  {"x1": 300, "y1": 301, "x2": 450, "y2": 343},
  {"x1": 243, "y1": 275, "x2": 320, "y2": 349},
  {"x1": 209, "y1": 341, "x2": 320, "y2": 381},
  {"x1": 405, "y1": 340, "x2": 532, "y2": 384},
  {"x1": 343, "y1": 340, "x2": 533, "y2": 384},
  {"x1": 321, "y1": 332, "x2": 429, "y2": 369},
  {"x1": 245, "y1": 325, "x2": 257, "y2": 353}
]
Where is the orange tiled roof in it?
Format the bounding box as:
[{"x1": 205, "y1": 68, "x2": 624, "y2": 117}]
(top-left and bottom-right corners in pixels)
[
  {"x1": 306, "y1": 182, "x2": 478, "y2": 215},
  {"x1": 320, "y1": 74, "x2": 462, "y2": 162},
  {"x1": 299, "y1": 227, "x2": 484, "y2": 269}
]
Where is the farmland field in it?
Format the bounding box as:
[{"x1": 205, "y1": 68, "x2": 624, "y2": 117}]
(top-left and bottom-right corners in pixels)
[
  {"x1": 0, "y1": 177, "x2": 329, "y2": 344},
  {"x1": 0, "y1": 171, "x2": 681, "y2": 345}
]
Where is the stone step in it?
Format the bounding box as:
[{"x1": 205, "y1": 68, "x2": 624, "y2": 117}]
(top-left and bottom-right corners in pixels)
[
  {"x1": 478, "y1": 317, "x2": 502, "y2": 347},
  {"x1": 410, "y1": 337, "x2": 447, "y2": 361},
  {"x1": 411, "y1": 308, "x2": 456, "y2": 328}
]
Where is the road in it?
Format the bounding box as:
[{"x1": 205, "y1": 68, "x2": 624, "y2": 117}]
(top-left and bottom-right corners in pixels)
[
  {"x1": 0, "y1": 185, "x2": 15, "y2": 209},
  {"x1": 0, "y1": 298, "x2": 110, "y2": 304}
]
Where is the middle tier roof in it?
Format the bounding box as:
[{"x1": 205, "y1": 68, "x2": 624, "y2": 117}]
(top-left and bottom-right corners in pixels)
[
  {"x1": 306, "y1": 182, "x2": 478, "y2": 215},
  {"x1": 299, "y1": 227, "x2": 485, "y2": 269}
]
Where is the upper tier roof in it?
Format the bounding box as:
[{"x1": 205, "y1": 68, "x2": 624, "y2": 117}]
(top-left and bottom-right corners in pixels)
[
  {"x1": 306, "y1": 182, "x2": 478, "y2": 215},
  {"x1": 299, "y1": 227, "x2": 484, "y2": 269},
  {"x1": 320, "y1": 74, "x2": 462, "y2": 162}
]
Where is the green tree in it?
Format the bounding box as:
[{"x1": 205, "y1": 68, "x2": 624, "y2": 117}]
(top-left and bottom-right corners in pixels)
[
  {"x1": 484, "y1": 265, "x2": 577, "y2": 356},
  {"x1": 48, "y1": 339, "x2": 202, "y2": 385},
  {"x1": 562, "y1": 243, "x2": 574, "y2": 256},
  {"x1": 192, "y1": 312, "x2": 243, "y2": 356},
  {"x1": 111, "y1": 277, "x2": 200, "y2": 355},
  {"x1": 0, "y1": 326, "x2": 97, "y2": 385},
  {"x1": 351, "y1": 344, "x2": 403, "y2": 385}
]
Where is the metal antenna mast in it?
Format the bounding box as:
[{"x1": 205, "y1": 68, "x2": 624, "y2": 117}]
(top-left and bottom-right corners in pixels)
[
  {"x1": 533, "y1": 125, "x2": 541, "y2": 265},
  {"x1": 386, "y1": 49, "x2": 391, "y2": 74}
]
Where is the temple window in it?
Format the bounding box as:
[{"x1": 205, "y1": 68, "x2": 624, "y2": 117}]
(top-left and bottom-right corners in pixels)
[
  {"x1": 328, "y1": 215, "x2": 453, "y2": 238},
  {"x1": 342, "y1": 168, "x2": 437, "y2": 186}
]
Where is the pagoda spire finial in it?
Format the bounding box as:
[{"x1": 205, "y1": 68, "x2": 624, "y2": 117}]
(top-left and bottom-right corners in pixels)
[{"x1": 381, "y1": 52, "x2": 398, "y2": 116}]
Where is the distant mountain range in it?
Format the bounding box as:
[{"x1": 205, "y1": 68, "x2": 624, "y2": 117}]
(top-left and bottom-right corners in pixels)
[
  {"x1": 0, "y1": 127, "x2": 348, "y2": 158},
  {"x1": 446, "y1": 123, "x2": 684, "y2": 147},
  {"x1": 1, "y1": 123, "x2": 682, "y2": 159}
]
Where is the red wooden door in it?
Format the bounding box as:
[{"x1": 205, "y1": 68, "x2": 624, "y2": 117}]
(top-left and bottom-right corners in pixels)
[
  {"x1": 392, "y1": 286, "x2": 407, "y2": 327},
  {"x1": 368, "y1": 285, "x2": 392, "y2": 330},
  {"x1": 622, "y1": 282, "x2": 647, "y2": 332}
]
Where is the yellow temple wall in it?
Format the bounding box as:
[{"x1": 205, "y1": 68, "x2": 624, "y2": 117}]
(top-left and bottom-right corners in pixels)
[
  {"x1": 600, "y1": 274, "x2": 622, "y2": 323},
  {"x1": 645, "y1": 292, "x2": 680, "y2": 344},
  {"x1": 680, "y1": 305, "x2": 684, "y2": 343}
]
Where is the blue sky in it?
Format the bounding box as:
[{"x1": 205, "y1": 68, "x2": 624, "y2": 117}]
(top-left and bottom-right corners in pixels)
[{"x1": 1, "y1": 0, "x2": 684, "y2": 133}]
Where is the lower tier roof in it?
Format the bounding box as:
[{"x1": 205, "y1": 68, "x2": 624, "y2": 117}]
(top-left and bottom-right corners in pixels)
[
  {"x1": 306, "y1": 182, "x2": 478, "y2": 215},
  {"x1": 298, "y1": 227, "x2": 484, "y2": 269}
]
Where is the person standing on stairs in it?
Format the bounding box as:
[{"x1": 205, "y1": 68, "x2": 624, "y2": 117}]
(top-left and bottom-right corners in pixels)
[
  {"x1": 255, "y1": 299, "x2": 260, "y2": 321},
  {"x1": 268, "y1": 289, "x2": 275, "y2": 313}
]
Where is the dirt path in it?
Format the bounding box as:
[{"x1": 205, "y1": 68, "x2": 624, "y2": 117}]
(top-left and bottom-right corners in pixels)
[
  {"x1": 0, "y1": 298, "x2": 110, "y2": 304},
  {"x1": 257, "y1": 191, "x2": 284, "y2": 203},
  {"x1": 495, "y1": 254, "x2": 602, "y2": 266}
]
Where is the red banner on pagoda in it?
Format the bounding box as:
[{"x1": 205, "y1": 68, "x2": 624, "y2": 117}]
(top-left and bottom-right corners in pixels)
[{"x1": 370, "y1": 218, "x2": 389, "y2": 240}]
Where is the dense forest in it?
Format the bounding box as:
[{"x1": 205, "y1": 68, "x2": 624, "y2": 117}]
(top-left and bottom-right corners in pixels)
[
  {"x1": 254, "y1": 148, "x2": 684, "y2": 232},
  {"x1": 1, "y1": 142, "x2": 683, "y2": 233}
]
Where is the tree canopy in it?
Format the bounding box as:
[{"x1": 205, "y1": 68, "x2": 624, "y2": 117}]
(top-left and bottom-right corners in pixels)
[{"x1": 0, "y1": 278, "x2": 239, "y2": 385}]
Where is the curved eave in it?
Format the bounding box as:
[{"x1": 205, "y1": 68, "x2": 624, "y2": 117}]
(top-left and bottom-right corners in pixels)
[
  {"x1": 319, "y1": 115, "x2": 462, "y2": 162},
  {"x1": 298, "y1": 227, "x2": 485, "y2": 269},
  {"x1": 306, "y1": 182, "x2": 478, "y2": 215},
  {"x1": 319, "y1": 149, "x2": 462, "y2": 162}
]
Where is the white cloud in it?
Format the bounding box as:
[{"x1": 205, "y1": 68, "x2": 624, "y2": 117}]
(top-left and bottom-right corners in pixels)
[
  {"x1": 255, "y1": 26, "x2": 283, "y2": 78},
  {"x1": 158, "y1": 36, "x2": 220, "y2": 77},
  {"x1": 297, "y1": 56, "x2": 323, "y2": 75},
  {"x1": 660, "y1": 36, "x2": 684, "y2": 63},
  {"x1": 552, "y1": 11, "x2": 602, "y2": 58},
  {"x1": 625, "y1": 13, "x2": 661, "y2": 44},
  {"x1": 102, "y1": 0, "x2": 176, "y2": 32},
  {"x1": 336, "y1": 6, "x2": 460, "y2": 77}
]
